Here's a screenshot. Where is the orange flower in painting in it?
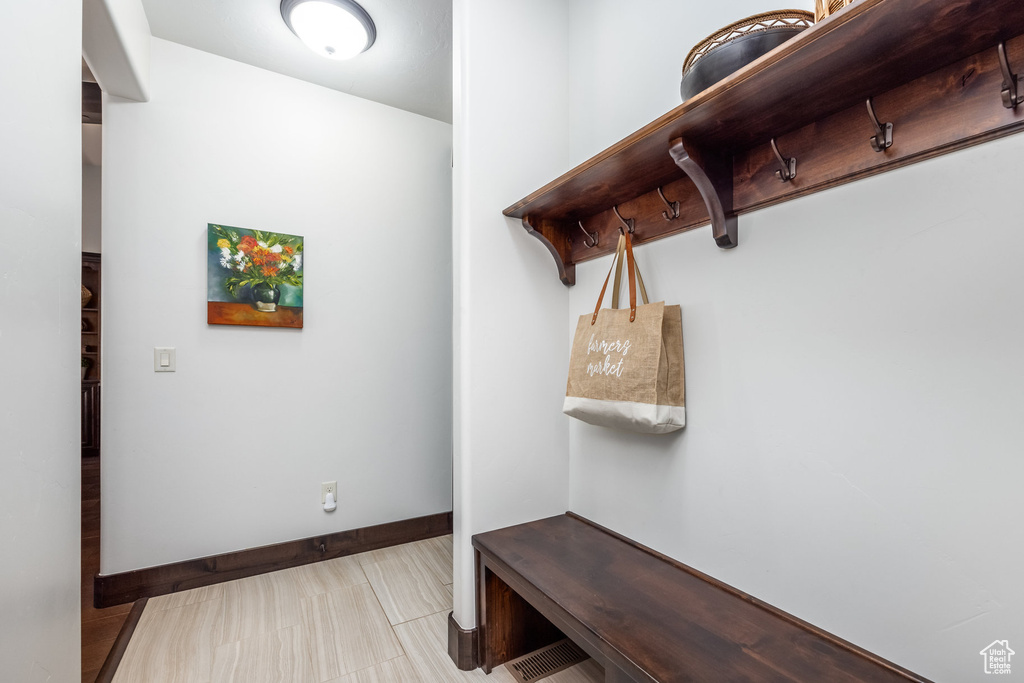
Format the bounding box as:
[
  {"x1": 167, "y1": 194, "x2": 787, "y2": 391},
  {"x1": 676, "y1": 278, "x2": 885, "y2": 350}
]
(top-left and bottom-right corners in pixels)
[
  {"x1": 251, "y1": 247, "x2": 283, "y2": 266},
  {"x1": 238, "y1": 236, "x2": 258, "y2": 252},
  {"x1": 284, "y1": 246, "x2": 294, "y2": 255},
  {"x1": 261, "y1": 266, "x2": 279, "y2": 277}
]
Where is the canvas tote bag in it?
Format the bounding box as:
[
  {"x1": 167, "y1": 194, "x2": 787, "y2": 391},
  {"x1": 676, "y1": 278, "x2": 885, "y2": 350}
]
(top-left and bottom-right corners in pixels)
[{"x1": 563, "y1": 231, "x2": 685, "y2": 433}]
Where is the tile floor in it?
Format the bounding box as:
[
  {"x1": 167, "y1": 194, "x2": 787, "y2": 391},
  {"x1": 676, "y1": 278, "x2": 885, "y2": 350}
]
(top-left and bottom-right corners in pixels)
[{"x1": 112, "y1": 535, "x2": 604, "y2": 683}]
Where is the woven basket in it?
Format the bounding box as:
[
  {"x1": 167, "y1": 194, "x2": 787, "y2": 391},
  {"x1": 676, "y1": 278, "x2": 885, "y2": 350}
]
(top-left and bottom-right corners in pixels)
[
  {"x1": 683, "y1": 10, "x2": 815, "y2": 75},
  {"x1": 815, "y1": 0, "x2": 855, "y2": 22},
  {"x1": 81, "y1": 285, "x2": 93, "y2": 308}
]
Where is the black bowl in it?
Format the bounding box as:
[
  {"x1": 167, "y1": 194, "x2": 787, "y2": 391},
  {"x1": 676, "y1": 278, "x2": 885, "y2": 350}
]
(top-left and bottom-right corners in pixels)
[{"x1": 680, "y1": 27, "x2": 807, "y2": 102}]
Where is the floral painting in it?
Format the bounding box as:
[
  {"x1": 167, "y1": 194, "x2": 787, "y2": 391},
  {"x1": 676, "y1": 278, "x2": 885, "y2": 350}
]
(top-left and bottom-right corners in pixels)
[{"x1": 207, "y1": 224, "x2": 304, "y2": 328}]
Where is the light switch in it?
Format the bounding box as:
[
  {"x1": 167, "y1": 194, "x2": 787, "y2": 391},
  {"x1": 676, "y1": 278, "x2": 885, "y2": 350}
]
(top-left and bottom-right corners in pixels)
[{"x1": 154, "y1": 347, "x2": 176, "y2": 372}]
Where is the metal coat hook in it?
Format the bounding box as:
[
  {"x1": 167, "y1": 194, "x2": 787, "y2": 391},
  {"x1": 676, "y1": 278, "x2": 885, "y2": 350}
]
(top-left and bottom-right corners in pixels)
[
  {"x1": 770, "y1": 137, "x2": 797, "y2": 182},
  {"x1": 998, "y1": 42, "x2": 1023, "y2": 109},
  {"x1": 613, "y1": 205, "x2": 635, "y2": 234},
  {"x1": 866, "y1": 98, "x2": 893, "y2": 152},
  {"x1": 577, "y1": 220, "x2": 598, "y2": 248},
  {"x1": 657, "y1": 187, "x2": 680, "y2": 220}
]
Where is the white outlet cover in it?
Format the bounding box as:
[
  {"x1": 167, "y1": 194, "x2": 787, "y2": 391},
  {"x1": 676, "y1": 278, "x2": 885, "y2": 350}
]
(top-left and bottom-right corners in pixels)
[{"x1": 321, "y1": 481, "x2": 337, "y2": 504}]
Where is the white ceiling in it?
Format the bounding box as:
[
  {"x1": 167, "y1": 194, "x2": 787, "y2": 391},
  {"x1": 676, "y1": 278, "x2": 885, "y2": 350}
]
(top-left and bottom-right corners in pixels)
[{"x1": 140, "y1": 0, "x2": 452, "y2": 123}]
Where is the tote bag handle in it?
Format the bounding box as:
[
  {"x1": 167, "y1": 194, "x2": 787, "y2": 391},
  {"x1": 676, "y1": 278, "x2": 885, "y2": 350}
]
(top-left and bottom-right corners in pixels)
[
  {"x1": 611, "y1": 232, "x2": 649, "y2": 311},
  {"x1": 591, "y1": 230, "x2": 648, "y2": 325}
]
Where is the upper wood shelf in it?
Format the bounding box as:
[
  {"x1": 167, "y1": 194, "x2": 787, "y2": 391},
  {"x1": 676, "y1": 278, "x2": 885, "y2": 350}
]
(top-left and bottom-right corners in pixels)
[{"x1": 504, "y1": 0, "x2": 1024, "y2": 284}]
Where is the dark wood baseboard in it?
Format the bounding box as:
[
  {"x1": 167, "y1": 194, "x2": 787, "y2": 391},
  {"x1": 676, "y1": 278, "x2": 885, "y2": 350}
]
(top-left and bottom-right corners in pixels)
[
  {"x1": 94, "y1": 597, "x2": 147, "y2": 683},
  {"x1": 94, "y1": 511, "x2": 453, "y2": 608},
  {"x1": 447, "y1": 611, "x2": 479, "y2": 671}
]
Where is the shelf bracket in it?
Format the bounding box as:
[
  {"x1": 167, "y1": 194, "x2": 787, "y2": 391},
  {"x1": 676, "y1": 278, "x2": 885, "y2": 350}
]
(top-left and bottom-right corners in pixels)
[
  {"x1": 668, "y1": 138, "x2": 737, "y2": 249},
  {"x1": 521, "y1": 215, "x2": 575, "y2": 286}
]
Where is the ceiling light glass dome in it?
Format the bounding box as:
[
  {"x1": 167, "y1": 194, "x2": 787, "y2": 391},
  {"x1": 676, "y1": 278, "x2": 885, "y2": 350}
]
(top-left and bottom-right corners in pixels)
[{"x1": 281, "y1": 0, "x2": 376, "y2": 60}]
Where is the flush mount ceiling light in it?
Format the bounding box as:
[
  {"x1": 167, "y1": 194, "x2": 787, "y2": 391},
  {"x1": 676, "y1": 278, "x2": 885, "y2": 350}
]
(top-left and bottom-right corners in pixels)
[{"x1": 281, "y1": 0, "x2": 376, "y2": 60}]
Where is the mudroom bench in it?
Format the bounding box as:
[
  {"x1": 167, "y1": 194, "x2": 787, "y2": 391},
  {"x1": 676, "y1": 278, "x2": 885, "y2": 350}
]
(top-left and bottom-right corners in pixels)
[{"x1": 473, "y1": 513, "x2": 932, "y2": 683}]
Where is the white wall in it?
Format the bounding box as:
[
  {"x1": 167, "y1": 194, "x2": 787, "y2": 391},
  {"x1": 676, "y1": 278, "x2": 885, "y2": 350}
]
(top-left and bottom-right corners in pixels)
[
  {"x1": 83, "y1": 122, "x2": 103, "y2": 166},
  {"x1": 567, "y1": 0, "x2": 814, "y2": 165},
  {"x1": 450, "y1": 0, "x2": 573, "y2": 628},
  {"x1": 566, "y1": 2, "x2": 1023, "y2": 680},
  {"x1": 0, "y1": 0, "x2": 82, "y2": 679},
  {"x1": 101, "y1": 38, "x2": 453, "y2": 574},
  {"x1": 83, "y1": 162, "x2": 102, "y2": 253}
]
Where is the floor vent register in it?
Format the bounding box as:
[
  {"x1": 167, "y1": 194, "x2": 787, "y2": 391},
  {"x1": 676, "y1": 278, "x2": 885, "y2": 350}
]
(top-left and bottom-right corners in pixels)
[{"x1": 504, "y1": 638, "x2": 590, "y2": 683}]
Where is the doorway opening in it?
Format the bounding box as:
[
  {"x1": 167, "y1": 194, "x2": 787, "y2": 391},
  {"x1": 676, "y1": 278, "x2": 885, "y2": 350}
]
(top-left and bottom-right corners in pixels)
[{"x1": 80, "y1": 59, "x2": 126, "y2": 683}]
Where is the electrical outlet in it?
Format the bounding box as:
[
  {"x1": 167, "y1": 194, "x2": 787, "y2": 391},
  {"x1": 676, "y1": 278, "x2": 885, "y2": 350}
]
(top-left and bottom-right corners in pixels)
[{"x1": 321, "y1": 481, "x2": 337, "y2": 504}]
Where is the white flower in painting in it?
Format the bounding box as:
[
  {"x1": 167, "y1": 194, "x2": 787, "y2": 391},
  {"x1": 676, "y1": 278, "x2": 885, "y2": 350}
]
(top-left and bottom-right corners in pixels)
[
  {"x1": 233, "y1": 252, "x2": 244, "y2": 262},
  {"x1": 293, "y1": 254, "x2": 302, "y2": 270},
  {"x1": 271, "y1": 244, "x2": 283, "y2": 253},
  {"x1": 220, "y1": 257, "x2": 231, "y2": 268},
  {"x1": 258, "y1": 241, "x2": 268, "y2": 248},
  {"x1": 221, "y1": 247, "x2": 231, "y2": 258},
  {"x1": 237, "y1": 262, "x2": 245, "y2": 271}
]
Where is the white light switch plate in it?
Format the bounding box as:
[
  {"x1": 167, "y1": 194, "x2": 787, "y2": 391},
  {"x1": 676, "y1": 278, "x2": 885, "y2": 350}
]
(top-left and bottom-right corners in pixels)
[{"x1": 154, "y1": 347, "x2": 176, "y2": 372}]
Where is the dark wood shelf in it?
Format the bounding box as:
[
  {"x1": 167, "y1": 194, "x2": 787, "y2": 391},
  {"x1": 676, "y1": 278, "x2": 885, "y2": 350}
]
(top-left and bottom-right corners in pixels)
[
  {"x1": 82, "y1": 307, "x2": 99, "y2": 313},
  {"x1": 504, "y1": 0, "x2": 1024, "y2": 284}
]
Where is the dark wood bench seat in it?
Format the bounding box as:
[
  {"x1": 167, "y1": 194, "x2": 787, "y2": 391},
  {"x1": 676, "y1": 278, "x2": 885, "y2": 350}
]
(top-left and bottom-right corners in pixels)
[{"x1": 473, "y1": 513, "x2": 932, "y2": 683}]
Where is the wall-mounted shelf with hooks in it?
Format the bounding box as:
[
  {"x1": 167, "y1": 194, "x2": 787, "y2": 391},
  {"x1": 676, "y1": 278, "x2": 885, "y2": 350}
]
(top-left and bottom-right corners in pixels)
[{"x1": 503, "y1": 0, "x2": 1024, "y2": 285}]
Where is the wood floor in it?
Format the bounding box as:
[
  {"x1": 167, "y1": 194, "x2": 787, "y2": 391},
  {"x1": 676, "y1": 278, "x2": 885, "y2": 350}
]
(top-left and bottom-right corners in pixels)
[
  {"x1": 109, "y1": 534, "x2": 604, "y2": 682},
  {"x1": 82, "y1": 455, "x2": 132, "y2": 682}
]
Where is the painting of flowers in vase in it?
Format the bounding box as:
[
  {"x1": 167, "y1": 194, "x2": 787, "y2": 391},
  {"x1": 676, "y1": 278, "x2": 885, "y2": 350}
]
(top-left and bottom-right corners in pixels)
[{"x1": 207, "y1": 224, "x2": 304, "y2": 328}]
